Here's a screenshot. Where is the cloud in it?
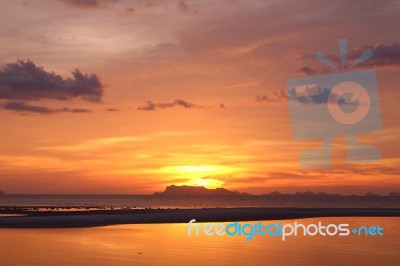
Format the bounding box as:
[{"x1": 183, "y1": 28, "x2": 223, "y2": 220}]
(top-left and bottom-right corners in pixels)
[
  {"x1": 1, "y1": 101, "x2": 91, "y2": 114},
  {"x1": 2, "y1": 101, "x2": 53, "y2": 114},
  {"x1": 40, "y1": 136, "x2": 145, "y2": 151},
  {"x1": 105, "y1": 108, "x2": 119, "y2": 112},
  {"x1": 144, "y1": 42, "x2": 181, "y2": 57},
  {"x1": 255, "y1": 94, "x2": 274, "y2": 103},
  {"x1": 124, "y1": 7, "x2": 135, "y2": 14},
  {"x1": 287, "y1": 86, "x2": 346, "y2": 106},
  {"x1": 62, "y1": 107, "x2": 91, "y2": 113},
  {"x1": 299, "y1": 42, "x2": 400, "y2": 75},
  {"x1": 223, "y1": 81, "x2": 261, "y2": 89},
  {"x1": 267, "y1": 171, "x2": 321, "y2": 180},
  {"x1": 297, "y1": 66, "x2": 317, "y2": 75},
  {"x1": 0, "y1": 60, "x2": 103, "y2": 102},
  {"x1": 255, "y1": 89, "x2": 287, "y2": 103},
  {"x1": 58, "y1": 0, "x2": 118, "y2": 8},
  {"x1": 348, "y1": 43, "x2": 400, "y2": 69},
  {"x1": 59, "y1": 0, "x2": 197, "y2": 14},
  {"x1": 177, "y1": 0, "x2": 197, "y2": 14},
  {"x1": 137, "y1": 99, "x2": 207, "y2": 111},
  {"x1": 308, "y1": 163, "x2": 400, "y2": 177},
  {"x1": 287, "y1": 83, "x2": 363, "y2": 106}
]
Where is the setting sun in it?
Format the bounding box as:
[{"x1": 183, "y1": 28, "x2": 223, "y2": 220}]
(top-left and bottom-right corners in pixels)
[
  {"x1": 154, "y1": 165, "x2": 234, "y2": 188},
  {"x1": 184, "y1": 178, "x2": 224, "y2": 188}
]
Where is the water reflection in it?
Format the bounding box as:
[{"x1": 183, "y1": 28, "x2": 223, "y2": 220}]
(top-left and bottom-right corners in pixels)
[{"x1": 0, "y1": 217, "x2": 399, "y2": 266}]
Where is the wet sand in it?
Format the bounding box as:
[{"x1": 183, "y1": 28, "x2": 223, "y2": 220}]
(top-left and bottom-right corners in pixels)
[{"x1": 1, "y1": 207, "x2": 400, "y2": 228}]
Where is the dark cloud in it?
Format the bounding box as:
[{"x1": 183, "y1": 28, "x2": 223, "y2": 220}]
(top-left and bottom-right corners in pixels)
[
  {"x1": 62, "y1": 107, "x2": 91, "y2": 113},
  {"x1": 0, "y1": 60, "x2": 103, "y2": 102},
  {"x1": 297, "y1": 66, "x2": 317, "y2": 76},
  {"x1": 59, "y1": 0, "x2": 197, "y2": 14},
  {"x1": 58, "y1": 0, "x2": 118, "y2": 8},
  {"x1": 177, "y1": 0, "x2": 197, "y2": 14},
  {"x1": 267, "y1": 171, "x2": 321, "y2": 180},
  {"x1": 1, "y1": 101, "x2": 91, "y2": 114},
  {"x1": 348, "y1": 43, "x2": 400, "y2": 69},
  {"x1": 2, "y1": 101, "x2": 53, "y2": 114},
  {"x1": 299, "y1": 42, "x2": 400, "y2": 75},
  {"x1": 137, "y1": 99, "x2": 206, "y2": 111},
  {"x1": 255, "y1": 89, "x2": 287, "y2": 103},
  {"x1": 255, "y1": 94, "x2": 274, "y2": 103},
  {"x1": 105, "y1": 108, "x2": 119, "y2": 112}
]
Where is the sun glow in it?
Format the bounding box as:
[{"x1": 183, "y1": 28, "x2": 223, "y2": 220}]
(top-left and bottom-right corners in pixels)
[
  {"x1": 185, "y1": 178, "x2": 224, "y2": 188},
  {"x1": 157, "y1": 164, "x2": 236, "y2": 188},
  {"x1": 160, "y1": 165, "x2": 235, "y2": 176}
]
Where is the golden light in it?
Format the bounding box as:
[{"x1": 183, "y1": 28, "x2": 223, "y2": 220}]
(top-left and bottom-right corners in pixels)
[
  {"x1": 156, "y1": 164, "x2": 236, "y2": 188},
  {"x1": 185, "y1": 178, "x2": 224, "y2": 188}
]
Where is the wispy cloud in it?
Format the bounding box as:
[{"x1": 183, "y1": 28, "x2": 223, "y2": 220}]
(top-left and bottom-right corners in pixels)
[
  {"x1": 286, "y1": 86, "x2": 348, "y2": 106},
  {"x1": 297, "y1": 66, "x2": 317, "y2": 76},
  {"x1": 348, "y1": 43, "x2": 400, "y2": 69},
  {"x1": 58, "y1": 0, "x2": 119, "y2": 8},
  {"x1": 40, "y1": 136, "x2": 146, "y2": 151},
  {"x1": 223, "y1": 80, "x2": 261, "y2": 89},
  {"x1": 298, "y1": 42, "x2": 400, "y2": 75},
  {"x1": 255, "y1": 89, "x2": 287, "y2": 103},
  {"x1": 105, "y1": 108, "x2": 119, "y2": 112},
  {"x1": 58, "y1": 0, "x2": 197, "y2": 14},
  {"x1": 1, "y1": 101, "x2": 91, "y2": 114},
  {"x1": 177, "y1": 0, "x2": 198, "y2": 14},
  {"x1": 137, "y1": 99, "x2": 207, "y2": 111}
]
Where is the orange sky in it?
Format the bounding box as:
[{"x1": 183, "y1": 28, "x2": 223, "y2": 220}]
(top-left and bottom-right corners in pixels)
[{"x1": 0, "y1": 0, "x2": 399, "y2": 194}]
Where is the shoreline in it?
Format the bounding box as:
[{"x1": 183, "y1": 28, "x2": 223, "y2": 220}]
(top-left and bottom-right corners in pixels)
[{"x1": 0, "y1": 207, "x2": 400, "y2": 228}]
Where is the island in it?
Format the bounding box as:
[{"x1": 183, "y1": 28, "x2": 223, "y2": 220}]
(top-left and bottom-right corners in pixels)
[
  {"x1": 0, "y1": 186, "x2": 400, "y2": 228},
  {"x1": 153, "y1": 185, "x2": 248, "y2": 196}
]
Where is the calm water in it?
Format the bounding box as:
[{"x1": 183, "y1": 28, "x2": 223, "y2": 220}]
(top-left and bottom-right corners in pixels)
[
  {"x1": 0, "y1": 217, "x2": 399, "y2": 266},
  {"x1": 1, "y1": 195, "x2": 400, "y2": 208}
]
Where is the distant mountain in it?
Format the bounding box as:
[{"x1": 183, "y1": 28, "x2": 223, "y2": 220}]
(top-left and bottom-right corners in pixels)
[
  {"x1": 0, "y1": 190, "x2": 4, "y2": 195},
  {"x1": 154, "y1": 185, "x2": 247, "y2": 196},
  {"x1": 154, "y1": 186, "x2": 399, "y2": 197},
  {"x1": 295, "y1": 191, "x2": 316, "y2": 196},
  {"x1": 365, "y1": 192, "x2": 380, "y2": 197},
  {"x1": 268, "y1": 191, "x2": 287, "y2": 196},
  {"x1": 263, "y1": 191, "x2": 340, "y2": 197}
]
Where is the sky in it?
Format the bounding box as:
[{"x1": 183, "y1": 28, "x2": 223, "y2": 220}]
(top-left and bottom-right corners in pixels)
[{"x1": 0, "y1": 0, "x2": 399, "y2": 195}]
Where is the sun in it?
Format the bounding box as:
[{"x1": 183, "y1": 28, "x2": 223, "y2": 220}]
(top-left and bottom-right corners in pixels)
[
  {"x1": 187, "y1": 178, "x2": 223, "y2": 188},
  {"x1": 159, "y1": 164, "x2": 234, "y2": 188}
]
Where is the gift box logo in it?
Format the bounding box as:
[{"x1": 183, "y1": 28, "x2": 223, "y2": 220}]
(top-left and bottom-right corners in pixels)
[{"x1": 286, "y1": 39, "x2": 382, "y2": 168}]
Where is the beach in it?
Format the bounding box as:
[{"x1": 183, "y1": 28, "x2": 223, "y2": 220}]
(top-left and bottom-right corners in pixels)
[{"x1": 1, "y1": 207, "x2": 400, "y2": 228}]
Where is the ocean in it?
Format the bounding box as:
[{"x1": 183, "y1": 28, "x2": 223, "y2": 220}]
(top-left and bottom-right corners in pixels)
[
  {"x1": 1, "y1": 196, "x2": 399, "y2": 265},
  {"x1": 1, "y1": 194, "x2": 399, "y2": 209},
  {"x1": 1, "y1": 217, "x2": 399, "y2": 266}
]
